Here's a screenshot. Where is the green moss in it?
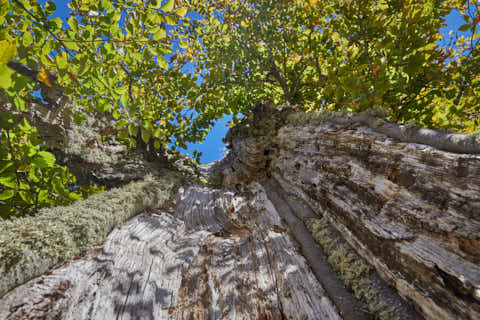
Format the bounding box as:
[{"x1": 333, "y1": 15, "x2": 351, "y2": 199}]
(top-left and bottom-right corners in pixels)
[
  {"x1": 307, "y1": 217, "x2": 396, "y2": 320},
  {"x1": 0, "y1": 171, "x2": 180, "y2": 298}
]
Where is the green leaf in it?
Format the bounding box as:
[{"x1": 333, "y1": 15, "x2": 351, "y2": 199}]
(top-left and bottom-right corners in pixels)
[
  {"x1": 175, "y1": 7, "x2": 187, "y2": 17},
  {"x1": 23, "y1": 32, "x2": 33, "y2": 46},
  {"x1": 45, "y1": 1, "x2": 56, "y2": 14},
  {"x1": 153, "y1": 128, "x2": 163, "y2": 138},
  {"x1": 50, "y1": 17, "x2": 63, "y2": 29},
  {"x1": 150, "y1": 0, "x2": 162, "y2": 9},
  {"x1": 179, "y1": 40, "x2": 188, "y2": 49},
  {"x1": 38, "y1": 189, "x2": 49, "y2": 201},
  {"x1": 115, "y1": 119, "x2": 128, "y2": 129},
  {"x1": 120, "y1": 92, "x2": 129, "y2": 106},
  {"x1": 165, "y1": 15, "x2": 176, "y2": 25},
  {"x1": 128, "y1": 124, "x2": 137, "y2": 137},
  {"x1": 0, "y1": 64, "x2": 14, "y2": 89},
  {"x1": 56, "y1": 52, "x2": 68, "y2": 70},
  {"x1": 0, "y1": 189, "x2": 14, "y2": 201},
  {"x1": 0, "y1": 161, "x2": 13, "y2": 174},
  {"x1": 68, "y1": 16, "x2": 78, "y2": 33},
  {"x1": 19, "y1": 191, "x2": 32, "y2": 203},
  {"x1": 69, "y1": 192, "x2": 83, "y2": 200},
  {"x1": 64, "y1": 41, "x2": 79, "y2": 50},
  {"x1": 161, "y1": 0, "x2": 174, "y2": 12},
  {"x1": 158, "y1": 56, "x2": 169, "y2": 70},
  {"x1": 152, "y1": 26, "x2": 166, "y2": 40},
  {"x1": 141, "y1": 128, "x2": 151, "y2": 144},
  {"x1": 0, "y1": 175, "x2": 16, "y2": 188},
  {"x1": 32, "y1": 151, "x2": 56, "y2": 168},
  {"x1": 0, "y1": 41, "x2": 17, "y2": 63},
  {"x1": 28, "y1": 166, "x2": 40, "y2": 183},
  {"x1": 97, "y1": 103, "x2": 113, "y2": 113},
  {"x1": 18, "y1": 118, "x2": 32, "y2": 132},
  {"x1": 74, "y1": 112, "x2": 86, "y2": 125}
]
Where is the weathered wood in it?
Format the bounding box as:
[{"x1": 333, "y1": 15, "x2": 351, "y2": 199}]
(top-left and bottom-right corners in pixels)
[
  {"x1": 1, "y1": 105, "x2": 480, "y2": 320},
  {"x1": 0, "y1": 96, "x2": 168, "y2": 188},
  {"x1": 0, "y1": 172, "x2": 181, "y2": 299},
  {"x1": 269, "y1": 120, "x2": 480, "y2": 320},
  {"x1": 0, "y1": 185, "x2": 343, "y2": 319},
  {"x1": 262, "y1": 179, "x2": 421, "y2": 320}
]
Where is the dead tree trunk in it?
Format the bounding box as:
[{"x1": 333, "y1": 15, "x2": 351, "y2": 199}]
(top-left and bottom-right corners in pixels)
[{"x1": 1, "y1": 105, "x2": 479, "y2": 320}]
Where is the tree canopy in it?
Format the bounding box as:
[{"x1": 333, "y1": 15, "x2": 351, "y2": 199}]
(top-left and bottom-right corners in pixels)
[
  {"x1": 1, "y1": 0, "x2": 479, "y2": 218},
  {"x1": 191, "y1": 0, "x2": 480, "y2": 126}
]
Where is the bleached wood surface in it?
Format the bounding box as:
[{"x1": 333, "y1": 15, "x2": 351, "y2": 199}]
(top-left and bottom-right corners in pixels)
[
  {"x1": 2, "y1": 106, "x2": 480, "y2": 320},
  {"x1": 0, "y1": 186, "x2": 343, "y2": 319},
  {"x1": 270, "y1": 122, "x2": 480, "y2": 320}
]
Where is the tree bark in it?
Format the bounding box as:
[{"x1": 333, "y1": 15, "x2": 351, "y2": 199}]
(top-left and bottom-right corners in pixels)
[{"x1": 1, "y1": 104, "x2": 479, "y2": 320}]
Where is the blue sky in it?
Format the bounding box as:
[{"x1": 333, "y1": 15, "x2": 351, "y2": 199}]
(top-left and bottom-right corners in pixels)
[{"x1": 39, "y1": 1, "x2": 470, "y2": 163}]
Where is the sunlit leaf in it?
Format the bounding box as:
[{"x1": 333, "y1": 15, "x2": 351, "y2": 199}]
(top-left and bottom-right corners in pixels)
[
  {"x1": 153, "y1": 27, "x2": 166, "y2": 40},
  {"x1": 165, "y1": 15, "x2": 176, "y2": 24},
  {"x1": 56, "y1": 52, "x2": 68, "y2": 70},
  {"x1": 0, "y1": 175, "x2": 16, "y2": 188},
  {"x1": 0, "y1": 190, "x2": 14, "y2": 201},
  {"x1": 0, "y1": 64, "x2": 14, "y2": 89},
  {"x1": 175, "y1": 7, "x2": 187, "y2": 17},
  {"x1": 37, "y1": 66, "x2": 52, "y2": 87},
  {"x1": 161, "y1": 0, "x2": 174, "y2": 12},
  {"x1": 158, "y1": 56, "x2": 169, "y2": 70},
  {"x1": 141, "y1": 128, "x2": 151, "y2": 144},
  {"x1": 0, "y1": 41, "x2": 16, "y2": 63},
  {"x1": 32, "y1": 151, "x2": 56, "y2": 168}
]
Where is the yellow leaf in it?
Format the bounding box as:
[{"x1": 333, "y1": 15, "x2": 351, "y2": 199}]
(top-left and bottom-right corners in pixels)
[
  {"x1": 0, "y1": 64, "x2": 14, "y2": 89},
  {"x1": 309, "y1": 0, "x2": 318, "y2": 6},
  {"x1": 150, "y1": 0, "x2": 161, "y2": 9},
  {"x1": 175, "y1": 7, "x2": 187, "y2": 17},
  {"x1": 0, "y1": 40, "x2": 17, "y2": 64},
  {"x1": 161, "y1": 0, "x2": 174, "y2": 12},
  {"x1": 464, "y1": 126, "x2": 475, "y2": 134},
  {"x1": 37, "y1": 66, "x2": 52, "y2": 87},
  {"x1": 165, "y1": 15, "x2": 176, "y2": 25}
]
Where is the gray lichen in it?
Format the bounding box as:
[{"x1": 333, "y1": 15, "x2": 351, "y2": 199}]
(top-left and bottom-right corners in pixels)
[
  {"x1": 0, "y1": 171, "x2": 181, "y2": 298},
  {"x1": 286, "y1": 110, "x2": 349, "y2": 126},
  {"x1": 307, "y1": 217, "x2": 395, "y2": 320}
]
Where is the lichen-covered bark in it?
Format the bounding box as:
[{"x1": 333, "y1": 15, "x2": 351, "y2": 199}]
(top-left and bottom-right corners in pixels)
[
  {"x1": 1, "y1": 105, "x2": 479, "y2": 320},
  {"x1": 268, "y1": 120, "x2": 480, "y2": 320},
  {"x1": 0, "y1": 185, "x2": 343, "y2": 319},
  {"x1": 0, "y1": 96, "x2": 168, "y2": 188},
  {"x1": 0, "y1": 171, "x2": 181, "y2": 299}
]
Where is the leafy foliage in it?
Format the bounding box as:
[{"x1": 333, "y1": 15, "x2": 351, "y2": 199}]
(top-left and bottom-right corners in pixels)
[
  {"x1": 0, "y1": 112, "x2": 102, "y2": 218},
  {"x1": 190, "y1": 0, "x2": 480, "y2": 130},
  {"x1": 0, "y1": 0, "x2": 204, "y2": 218},
  {"x1": 1, "y1": 0, "x2": 480, "y2": 218}
]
